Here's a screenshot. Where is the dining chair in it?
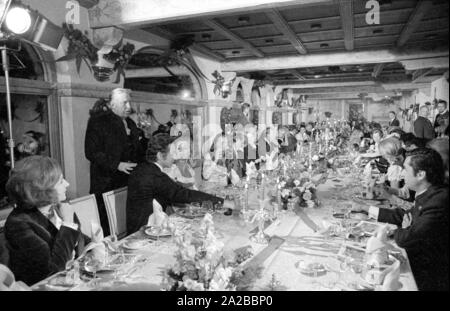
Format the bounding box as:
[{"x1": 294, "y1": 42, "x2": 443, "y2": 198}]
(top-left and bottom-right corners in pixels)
[
  {"x1": 68, "y1": 194, "x2": 100, "y2": 237},
  {"x1": 103, "y1": 187, "x2": 128, "y2": 239}
]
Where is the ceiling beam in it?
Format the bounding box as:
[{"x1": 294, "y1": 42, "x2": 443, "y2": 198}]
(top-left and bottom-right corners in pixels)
[
  {"x1": 286, "y1": 69, "x2": 307, "y2": 80},
  {"x1": 276, "y1": 81, "x2": 378, "y2": 88},
  {"x1": 338, "y1": 0, "x2": 354, "y2": 51},
  {"x1": 372, "y1": 64, "x2": 385, "y2": 78},
  {"x1": 88, "y1": 0, "x2": 333, "y2": 29},
  {"x1": 397, "y1": 1, "x2": 433, "y2": 47},
  {"x1": 400, "y1": 57, "x2": 449, "y2": 71},
  {"x1": 223, "y1": 48, "x2": 449, "y2": 72},
  {"x1": 266, "y1": 9, "x2": 307, "y2": 54},
  {"x1": 125, "y1": 67, "x2": 190, "y2": 78},
  {"x1": 412, "y1": 68, "x2": 434, "y2": 83},
  {"x1": 144, "y1": 27, "x2": 225, "y2": 62},
  {"x1": 203, "y1": 19, "x2": 264, "y2": 57}
]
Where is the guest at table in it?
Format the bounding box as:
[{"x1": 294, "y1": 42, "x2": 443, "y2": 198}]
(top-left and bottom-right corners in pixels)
[
  {"x1": 4, "y1": 156, "x2": 87, "y2": 285},
  {"x1": 414, "y1": 105, "x2": 435, "y2": 140},
  {"x1": 349, "y1": 124, "x2": 364, "y2": 147},
  {"x1": 241, "y1": 125, "x2": 259, "y2": 176},
  {"x1": 388, "y1": 111, "x2": 400, "y2": 127},
  {"x1": 163, "y1": 137, "x2": 198, "y2": 189},
  {"x1": 126, "y1": 134, "x2": 233, "y2": 234},
  {"x1": 399, "y1": 133, "x2": 426, "y2": 152},
  {"x1": 434, "y1": 100, "x2": 449, "y2": 138},
  {"x1": 378, "y1": 137, "x2": 405, "y2": 190},
  {"x1": 354, "y1": 148, "x2": 449, "y2": 291},
  {"x1": 85, "y1": 90, "x2": 144, "y2": 235}
]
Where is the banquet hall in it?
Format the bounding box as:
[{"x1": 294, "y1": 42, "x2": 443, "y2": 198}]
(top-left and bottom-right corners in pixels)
[{"x1": 0, "y1": 0, "x2": 448, "y2": 292}]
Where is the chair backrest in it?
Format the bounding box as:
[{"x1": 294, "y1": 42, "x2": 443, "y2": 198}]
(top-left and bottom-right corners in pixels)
[
  {"x1": 69, "y1": 194, "x2": 100, "y2": 237},
  {"x1": 103, "y1": 187, "x2": 128, "y2": 239}
]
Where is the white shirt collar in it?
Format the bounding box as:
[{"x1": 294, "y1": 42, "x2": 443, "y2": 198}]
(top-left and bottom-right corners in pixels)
[
  {"x1": 414, "y1": 188, "x2": 428, "y2": 198},
  {"x1": 39, "y1": 205, "x2": 62, "y2": 229},
  {"x1": 154, "y1": 162, "x2": 164, "y2": 172}
]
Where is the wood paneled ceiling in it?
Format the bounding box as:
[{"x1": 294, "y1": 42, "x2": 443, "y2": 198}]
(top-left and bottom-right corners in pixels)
[{"x1": 139, "y1": 0, "x2": 449, "y2": 85}]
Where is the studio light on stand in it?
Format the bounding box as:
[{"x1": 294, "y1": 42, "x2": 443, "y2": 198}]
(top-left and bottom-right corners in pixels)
[{"x1": 1, "y1": 0, "x2": 64, "y2": 168}]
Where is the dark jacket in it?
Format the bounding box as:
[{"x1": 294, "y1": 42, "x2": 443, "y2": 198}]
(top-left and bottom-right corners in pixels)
[
  {"x1": 4, "y1": 206, "x2": 87, "y2": 285},
  {"x1": 85, "y1": 110, "x2": 143, "y2": 195},
  {"x1": 434, "y1": 111, "x2": 449, "y2": 135},
  {"x1": 389, "y1": 118, "x2": 400, "y2": 127},
  {"x1": 126, "y1": 162, "x2": 224, "y2": 234},
  {"x1": 413, "y1": 116, "x2": 435, "y2": 140},
  {"x1": 377, "y1": 185, "x2": 449, "y2": 291}
]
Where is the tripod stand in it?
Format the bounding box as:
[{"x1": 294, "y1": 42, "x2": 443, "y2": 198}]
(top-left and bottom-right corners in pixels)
[{"x1": 1, "y1": 36, "x2": 25, "y2": 169}]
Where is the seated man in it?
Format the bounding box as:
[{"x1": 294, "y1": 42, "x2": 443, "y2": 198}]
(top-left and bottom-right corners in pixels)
[
  {"x1": 126, "y1": 134, "x2": 233, "y2": 234},
  {"x1": 353, "y1": 148, "x2": 449, "y2": 291}
]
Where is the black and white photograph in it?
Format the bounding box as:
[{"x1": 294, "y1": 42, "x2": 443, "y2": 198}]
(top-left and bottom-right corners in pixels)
[{"x1": 0, "y1": 0, "x2": 448, "y2": 296}]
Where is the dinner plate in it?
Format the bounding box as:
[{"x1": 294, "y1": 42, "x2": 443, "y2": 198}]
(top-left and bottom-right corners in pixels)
[
  {"x1": 295, "y1": 261, "x2": 328, "y2": 277},
  {"x1": 45, "y1": 274, "x2": 74, "y2": 291},
  {"x1": 121, "y1": 240, "x2": 151, "y2": 251},
  {"x1": 173, "y1": 206, "x2": 207, "y2": 219},
  {"x1": 352, "y1": 195, "x2": 383, "y2": 206},
  {"x1": 144, "y1": 227, "x2": 172, "y2": 238}
]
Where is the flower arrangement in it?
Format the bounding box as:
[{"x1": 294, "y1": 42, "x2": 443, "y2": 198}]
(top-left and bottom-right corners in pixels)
[
  {"x1": 56, "y1": 23, "x2": 135, "y2": 83},
  {"x1": 279, "y1": 175, "x2": 318, "y2": 208},
  {"x1": 163, "y1": 214, "x2": 258, "y2": 291}
]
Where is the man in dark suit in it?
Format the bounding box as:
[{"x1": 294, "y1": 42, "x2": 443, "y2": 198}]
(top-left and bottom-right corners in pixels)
[
  {"x1": 354, "y1": 148, "x2": 449, "y2": 290},
  {"x1": 85, "y1": 89, "x2": 144, "y2": 235},
  {"x1": 434, "y1": 100, "x2": 449, "y2": 137},
  {"x1": 126, "y1": 134, "x2": 234, "y2": 234},
  {"x1": 414, "y1": 105, "x2": 435, "y2": 140},
  {"x1": 388, "y1": 111, "x2": 400, "y2": 127}
]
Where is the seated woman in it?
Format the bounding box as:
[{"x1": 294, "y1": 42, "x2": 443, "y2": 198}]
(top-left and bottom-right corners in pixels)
[
  {"x1": 376, "y1": 137, "x2": 415, "y2": 202},
  {"x1": 164, "y1": 137, "x2": 197, "y2": 189},
  {"x1": 4, "y1": 156, "x2": 86, "y2": 286},
  {"x1": 202, "y1": 152, "x2": 228, "y2": 185},
  {"x1": 349, "y1": 125, "x2": 364, "y2": 147}
]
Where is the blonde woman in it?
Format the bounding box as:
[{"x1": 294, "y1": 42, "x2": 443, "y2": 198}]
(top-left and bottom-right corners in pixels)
[{"x1": 378, "y1": 137, "x2": 405, "y2": 190}]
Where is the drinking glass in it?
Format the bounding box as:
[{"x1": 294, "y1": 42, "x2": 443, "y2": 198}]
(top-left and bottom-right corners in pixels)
[{"x1": 202, "y1": 200, "x2": 213, "y2": 213}]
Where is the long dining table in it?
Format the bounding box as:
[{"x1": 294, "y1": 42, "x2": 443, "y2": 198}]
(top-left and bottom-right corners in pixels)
[{"x1": 32, "y1": 166, "x2": 418, "y2": 291}]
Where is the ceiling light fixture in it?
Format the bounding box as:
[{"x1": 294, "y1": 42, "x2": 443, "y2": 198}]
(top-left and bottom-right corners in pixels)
[
  {"x1": 320, "y1": 43, "x2": 329, "y2": 48},
  {"x1": 311, "y1": 23, "x2": 322, "y2": 30}
]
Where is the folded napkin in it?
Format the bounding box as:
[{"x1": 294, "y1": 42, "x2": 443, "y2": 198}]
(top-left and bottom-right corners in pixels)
[
  {"x1": 0, "y1": 264, "x2": 31, "y2": 291},
  {"x1": 90, "y1": 222, "x2": 106, "y2": 262},
  {"x1": 230, "y1": 169, "x2": 241, "y2": 186},
  {"x1": 381, "y1": 259, "x2": 402, "y2": 291},
  {"x1": 366, "y1": 226, "x2": 390, "y2": 267},
  {"x1": 246, "y1": 162, "x2": 257, "y2": 178},
  {"x1": 147, "y1": 200, "x2": 168, "y2": 228}
]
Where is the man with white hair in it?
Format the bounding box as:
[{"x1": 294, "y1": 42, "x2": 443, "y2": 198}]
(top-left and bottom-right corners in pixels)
[
  {"x1": 85, "y1": 88, "x2": 144, "y2": 235},
  {"x1": 414, "y1": 105, "x2": 434, "y2": 140}
]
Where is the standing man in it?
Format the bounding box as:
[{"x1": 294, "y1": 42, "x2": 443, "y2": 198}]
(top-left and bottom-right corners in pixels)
[
  {"x1": 414, "y1": 106, "x2": 434, "y2": 140},
  {"x1": 434, "y1": 100, "x2": 449, "y2": 137},
  {"x1": 85, "y1": 88, "x2": 143, "y2": 235},
  {"x1": 388, "y1": 111, "x2": 400, "y2": 127}
]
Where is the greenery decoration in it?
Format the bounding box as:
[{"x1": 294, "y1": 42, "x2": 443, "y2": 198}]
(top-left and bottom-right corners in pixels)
[{"x1": 56, "y1": 23, "x2": 135, "y2": 83}]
